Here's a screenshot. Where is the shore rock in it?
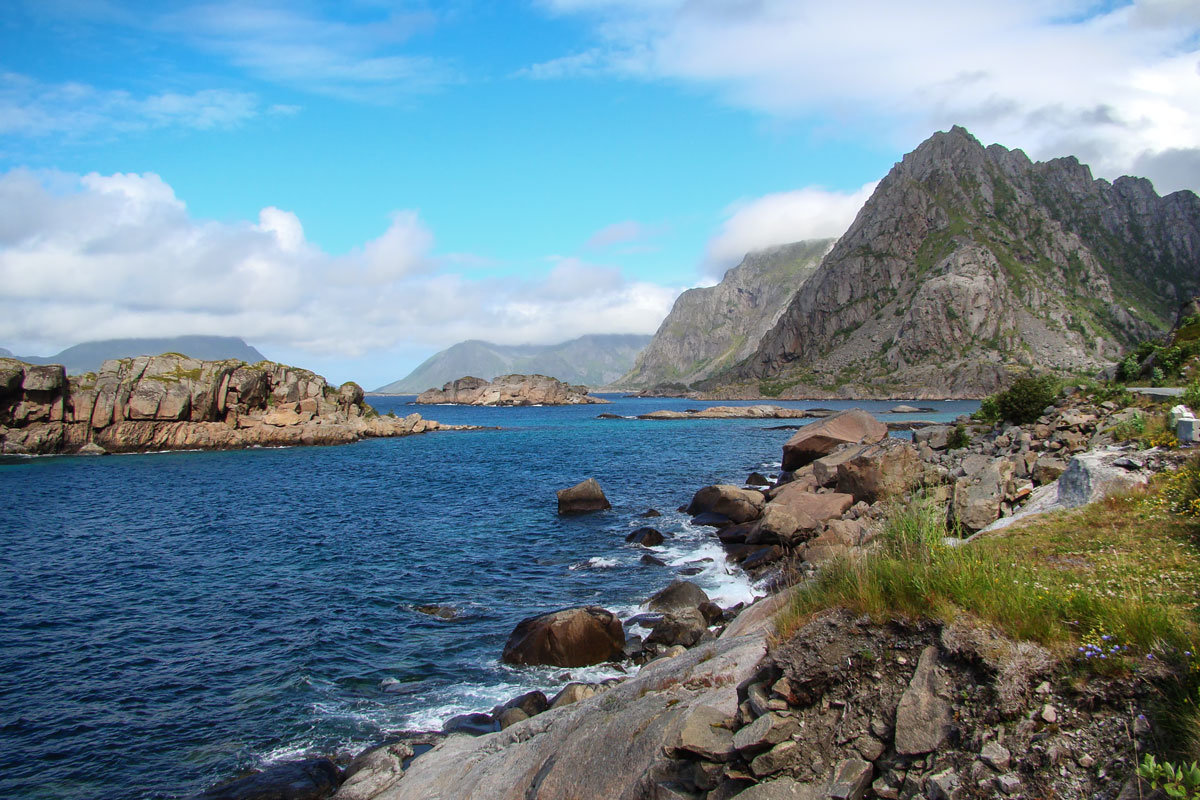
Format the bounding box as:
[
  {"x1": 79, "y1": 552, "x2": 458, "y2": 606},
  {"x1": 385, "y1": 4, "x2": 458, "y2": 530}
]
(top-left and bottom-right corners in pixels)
[
  {"x1": 647, "y1": 580, "x2": 711, "y2": 613},
  {"x1": 556, "y1": 478, "x2": 612, "y2": 514},
  {"x1": 781, "y1": 410, "x2": 888, "y2": 470},
  {"x1": 835, "y1": 438, "x2": 923, "y2": 503},
  {"x1": 686, "y1": 485, "x2": 766, "y2": 524},
  {"x1": 500, "y1": 606, "x2": 625, "y2": 667},
  {"x1": 415, "y1": 374, "x2": 608, "y2": 406}
]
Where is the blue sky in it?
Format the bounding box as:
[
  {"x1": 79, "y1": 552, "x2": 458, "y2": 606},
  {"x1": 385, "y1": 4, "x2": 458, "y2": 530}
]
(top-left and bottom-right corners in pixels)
[{"x1": 2, "y1": 0, "x2": 1198, "y2": 388}]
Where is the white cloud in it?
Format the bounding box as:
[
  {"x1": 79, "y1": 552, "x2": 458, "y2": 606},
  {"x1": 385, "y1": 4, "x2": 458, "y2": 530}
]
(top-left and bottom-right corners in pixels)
[
  {"x1": 0, "y1": 169, "x2": 677, "y2": 362},
  {"x1": 0, "y1": 73, "x2": 265, "y2": 137},
  {"x1": 704, "y1": 182, "x2": 876, "y2": 274},
  {"x1": 585, "y1": 219, "x2": 659, "y2": 248},
  {"x1": 532, "y1": 0, "x2": 1200, "y2": 190}
]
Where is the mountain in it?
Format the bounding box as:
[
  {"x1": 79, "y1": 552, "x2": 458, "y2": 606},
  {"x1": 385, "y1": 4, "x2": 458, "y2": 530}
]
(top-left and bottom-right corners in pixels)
[
  {"x1": 700, "y1": 126, "x2": 1200, "y2": 399},
  {"x1": 0, "y1": 347, "x2": 12, "y2": 358},
  {"x1": 616, "y1": 239, "x2": 833, "y2": 389},
  {"x1": 373, "y1": 334, "x2": 653, "y2": 393},
  {"x1": 7, "y1": 336, "x2": 267, "y2": 376}
]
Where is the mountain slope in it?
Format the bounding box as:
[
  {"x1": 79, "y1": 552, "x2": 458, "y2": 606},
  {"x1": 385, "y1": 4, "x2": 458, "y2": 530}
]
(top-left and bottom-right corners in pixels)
[
  {"x1": 703, "y1": 126, "x2": 1200, "y2": 399},
  {"x1": 374, "y1": 334, "x2": 652, "y2": 393},
  {"x1": 9, "y1": 336, "x2": 267, "y2": 376},
  {"x1": 617, "y1": 239, "x2": 833, "y2": 389}
]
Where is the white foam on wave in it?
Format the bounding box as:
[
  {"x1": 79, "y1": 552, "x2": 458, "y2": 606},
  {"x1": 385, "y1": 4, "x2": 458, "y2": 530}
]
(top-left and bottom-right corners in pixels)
[{"x1": 569, "y1": 556, "x2": 620, "y2": 570}]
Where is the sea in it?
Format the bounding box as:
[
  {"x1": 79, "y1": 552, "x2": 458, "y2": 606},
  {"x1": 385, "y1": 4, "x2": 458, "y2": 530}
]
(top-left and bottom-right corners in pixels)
[{"x1": 0, "y1": 395, "x2": 977, "y2": 800}]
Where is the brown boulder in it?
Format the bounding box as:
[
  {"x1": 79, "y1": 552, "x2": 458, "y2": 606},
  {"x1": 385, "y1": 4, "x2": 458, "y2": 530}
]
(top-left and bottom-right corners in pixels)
[
  {"x1": 686, "y1": 484, "x2": 766, "y2": 524},
  {"x1": 835, "y1": 438, "x2": 922, "y2": 503},
  {"x1": 768, "y1": 484, "x2": 855, "y2": 526},
  {"x1": 557, "y1": 478, "x2": 612, "y2": 514},
  {"x1": 781, "y1": 409, "x2": 888, "y2": 470},
  {"x1": 811, "y1": 444, "x2": 867, "y2": 487},
  {"x1": 501, "y1": 606, "x2": 625, "y2": 667}
]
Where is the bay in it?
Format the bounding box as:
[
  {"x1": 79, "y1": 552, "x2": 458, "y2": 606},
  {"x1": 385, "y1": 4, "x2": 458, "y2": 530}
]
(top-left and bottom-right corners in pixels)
[{"x1": 0, "y1": 395, "x2": 975, "y2": 799}]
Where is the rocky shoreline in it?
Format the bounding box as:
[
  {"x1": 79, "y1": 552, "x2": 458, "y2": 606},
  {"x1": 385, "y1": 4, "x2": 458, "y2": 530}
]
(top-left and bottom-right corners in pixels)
[
  {"x1": 183, "y1": 388, "x2": 1193, "y2": 799},
  {"x1": 0, "y1": 354, "x2": 474, "y2": 456}
]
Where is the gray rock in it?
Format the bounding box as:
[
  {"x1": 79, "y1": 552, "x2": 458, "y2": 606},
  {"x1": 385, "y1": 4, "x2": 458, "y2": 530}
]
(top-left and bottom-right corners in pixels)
[
  {"x1": 924, "y1": 769, "x2": 960, "y2": 800},
  {"x1": 733, "y1": 778, "x2": 825, "y2": 800},
  {"x1": 980, "y1": 741, "x2": 1011, "y2": 771},
  {"x1": 670, "y1": 704, "x2": 736, "y2": 762},
  {"x1": 647, "y1": 580, "x2": 711, "y2": 613},
  {"x1": 646, "y1": 608, "x2": 708, "y2": 648},
  {"x1": 828, "y1": 758, "x2": 873, "y2": 800},
  {"x1": 894, "y1": 646, "x2": 952, "y2": 755},
  {"x1": 733, "y1": 711, "x2": 799, "y2": 752},
  {"x1": 750, "y1": 740, "x2": 801, "y2": 777},
  {"x1": 333, "y1": 742, "x2": 412, "y2": 800}
]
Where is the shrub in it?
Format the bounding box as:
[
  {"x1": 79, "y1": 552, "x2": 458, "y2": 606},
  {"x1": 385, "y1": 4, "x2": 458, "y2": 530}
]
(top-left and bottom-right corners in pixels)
[
  {"x1": 1138, "y1": 754, "x2": 1200, "y2": 799},
  {"x1": 972, "y1": 396, "x2": 1001, "y2": 424},
  {"x1": 996, "y1": 374, "x2": 1059, "y2": 424},
  {"x1": 1163, "y1": 455, "x2": 1200, "y2": 519},
  {"x1": 946, "y1": 424, "x2": 970, "y2": 450},
  {"x1": 1118, "y1": 353, "x2": 1141, "y2": 382},
  {"x1": 1183, "y1": 380, "x2": 1200, "y2": 412}
]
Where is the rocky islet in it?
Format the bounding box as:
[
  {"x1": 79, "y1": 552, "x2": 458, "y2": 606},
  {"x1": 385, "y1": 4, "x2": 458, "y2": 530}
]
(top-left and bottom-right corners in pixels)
[{"x1": 0, "y1": 353, "x2": 471, "y2": 456}]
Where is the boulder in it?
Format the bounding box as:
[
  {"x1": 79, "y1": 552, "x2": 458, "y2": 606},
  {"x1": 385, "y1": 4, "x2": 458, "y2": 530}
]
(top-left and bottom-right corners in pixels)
[
  {"x1": 768, "y1": 484, "x2": 855, "y2": 526},
  {"x1": 443, "y1": 712, "x2": 498, "y2": 736},
  {"x1": 686, "y1": 484, "x2": 766, "y2": 523},
  {"x1": 645, "y1": 608, "x2": 708, "y2": 648},
  {"x1": 781, "y1": 409, "x2": 888, "y2": 470},
  {"x1": 501, "y1": 606, "x2": 625, "y2": 667},
  {"x1": 647, "y1": 580, "x2": 710, "y2": 613},
  {"x1": 557, "y1": 478, "x2": 612, "y2": 514},
  {"x1": 339, "y1": 381, "x2": 364, "y2": 406},
  {"x1": 811, "y1": 444, "x2": 867, "y2": 487},
  {"x1": 914, "y1": 425, "x2": 952, "y2": 450},
  {"x1": 626, "y1": 527, "x2": 665, "y2": 546},
  {"x1": 835, "y1": 438, "x2": 922, "y2": 503},
  {"x1": 952, "y1": 458, "x2": 1015, "y2": 532},
  {"x1": 745, "y1": 503, "x2": 813, "y2": 545},
  {"x1": 188, "y1": 757, "x2": 341, "y2": 800},
  {"x1": 549, "y1": 682, "x2": 597, "y2": 709},
  {"x1": 670, "y1": 705, "x2": 736, "y2": 762}
]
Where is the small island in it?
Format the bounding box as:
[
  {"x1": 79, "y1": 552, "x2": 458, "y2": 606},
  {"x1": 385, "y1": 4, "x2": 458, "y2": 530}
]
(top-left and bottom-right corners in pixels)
[{"x1": 415, "y1": 374, "x2": 610, "y2": 406}]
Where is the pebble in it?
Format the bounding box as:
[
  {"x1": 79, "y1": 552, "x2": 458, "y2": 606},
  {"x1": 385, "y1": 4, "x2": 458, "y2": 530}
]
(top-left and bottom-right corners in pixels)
[
  {"x1": 1078, "y1": 754, "x2": 1095, "y2": 768},
  {"x1": 1041, "y1": 704, "x2": 1058, "y2": 724}
]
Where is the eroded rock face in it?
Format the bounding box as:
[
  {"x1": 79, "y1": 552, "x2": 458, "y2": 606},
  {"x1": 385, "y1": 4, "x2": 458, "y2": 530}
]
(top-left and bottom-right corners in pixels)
[
  {"x1": 0, "y1": 355, "x2": 453, "y2": 455},
  {"x1": 500, "y1": 606, "x2": 625, "y2": 668},
  {"x1": 782, "y1": 410, "x2": 888, "y2": 471},
  {"x1": 415, "y1": 374, "x2": 609, "y2": 406}
]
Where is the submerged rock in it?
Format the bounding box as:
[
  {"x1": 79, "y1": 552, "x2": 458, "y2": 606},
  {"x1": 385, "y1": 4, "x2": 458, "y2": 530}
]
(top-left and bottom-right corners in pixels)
[{"x1": 187, "y1": 757, "x2": 341, "y2": 800}]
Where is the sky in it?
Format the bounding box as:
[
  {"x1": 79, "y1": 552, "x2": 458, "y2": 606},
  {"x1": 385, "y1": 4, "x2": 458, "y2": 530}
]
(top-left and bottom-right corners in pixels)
[{"x1": 1, "y1": 0, "x2": 1198, "y2": 389}]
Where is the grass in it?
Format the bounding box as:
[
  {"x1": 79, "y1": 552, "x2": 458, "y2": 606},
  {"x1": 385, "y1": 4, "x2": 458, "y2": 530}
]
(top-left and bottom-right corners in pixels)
[{"x1": 777, "y1": 484, "x2": 1200, "y2": 757}]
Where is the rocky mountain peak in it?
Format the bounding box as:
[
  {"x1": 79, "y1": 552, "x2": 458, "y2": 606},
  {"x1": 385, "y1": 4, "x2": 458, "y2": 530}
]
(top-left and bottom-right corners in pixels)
[{"x1": 698, "y1": 126, "x2": 1200, "y2": 399}]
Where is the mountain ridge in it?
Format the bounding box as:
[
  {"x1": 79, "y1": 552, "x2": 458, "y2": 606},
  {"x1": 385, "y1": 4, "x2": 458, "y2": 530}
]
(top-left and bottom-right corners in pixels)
[
  {"x1": 373, "y1": 334, "x2": 651, "y2": 393},
  {"x1": 616, "y1": 239, "x2": 833, "y2": 390},
  {"x1": 6, "y1": 336, "x2": 267, "y2": 376}
]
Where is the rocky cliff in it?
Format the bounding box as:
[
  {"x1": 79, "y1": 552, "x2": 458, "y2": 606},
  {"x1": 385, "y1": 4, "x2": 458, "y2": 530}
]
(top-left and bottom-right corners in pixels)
[
  {"x1": 414, "y1": 374, "x2": 609, "y2": 406},
  {"x1": 7, "y1": 335, "x2": 267, "y2": 375},
  {"x1": 618, "y1": 240, "x2": 833, "y2": 390},
  {"x1": 375, "y1": 334, "x2": 651, "y2": 393},
  {"x1": 702, "y1": 126, "x2": 1200, "y2": 399},
  {"x1": 0, "y1": 354, "x2": 454, "y2": 456}
]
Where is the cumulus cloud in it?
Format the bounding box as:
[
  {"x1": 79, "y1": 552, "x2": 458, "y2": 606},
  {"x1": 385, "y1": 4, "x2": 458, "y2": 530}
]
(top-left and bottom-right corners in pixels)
[
  {"x1": 532, "y1": 0, "x2": 1200, "y2": 189},
  {"x1": 703, "y1": 182, "x2": 876, "y2": 274},
  {"x1": 0, "y1": 72, "x2": 266, "y2": 137},
  {"x1": 0, "y1": 169, "x2": 677, "y2": 362}
]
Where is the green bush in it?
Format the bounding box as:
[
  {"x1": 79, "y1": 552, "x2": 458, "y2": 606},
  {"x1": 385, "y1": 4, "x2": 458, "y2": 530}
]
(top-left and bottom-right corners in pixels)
[
  {"x1": 947, "y1": 424, "x2": 970, "y2": 450},
  {"x1": 972, "y1": 396, "x2": 1001, "y2": 424},
  {"x1": 1138, "y1": 754, "x2": 1200, "y2": 799},
  {"x1": 1183, "y1": 380, "x2": 1200, "y2": 412},
  {"x1": 996, "y1": 374, "x2": 1059, "y2": 424}
]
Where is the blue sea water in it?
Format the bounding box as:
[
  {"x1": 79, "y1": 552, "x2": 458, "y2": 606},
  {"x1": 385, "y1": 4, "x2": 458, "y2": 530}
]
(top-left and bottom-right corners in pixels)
[{"x1": 0, "y1": 396, "x2": 976, "y2": 800}]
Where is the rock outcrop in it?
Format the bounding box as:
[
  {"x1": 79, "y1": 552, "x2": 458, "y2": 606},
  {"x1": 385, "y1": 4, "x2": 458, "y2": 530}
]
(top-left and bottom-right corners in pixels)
[
  {"x1": 0, "y1": 355, "x2": 458, "y2": 456},
  {"x1": 414, "y1": 374, "x2": 609, "y2": 406},
  {"x1": 705, "y1": 125, "x2": 1200, "y2": 398},
  {"x1": 618, "y1": 240, "x2": 833, "y2": 390}
]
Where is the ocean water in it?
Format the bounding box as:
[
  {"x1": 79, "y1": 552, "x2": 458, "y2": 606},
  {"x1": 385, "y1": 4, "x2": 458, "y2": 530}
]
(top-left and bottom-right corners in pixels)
[{"x1": 0, "y1": 396, "x2": 976, "y2": 799}]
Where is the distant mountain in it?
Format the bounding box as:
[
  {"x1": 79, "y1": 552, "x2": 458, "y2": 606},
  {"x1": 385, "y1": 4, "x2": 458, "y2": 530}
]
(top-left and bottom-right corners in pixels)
[
  {"x1": 373, "y1": 334, "x2": 653, "y2": 393},
  {"x1": 6, "y1": 336, "x2": 266, "y2": 375},
  {"x1": 616, "y1": 239, "x2": 833, "y2": 389},
  {"x1": 703, "y1": 126, "x2": 1200, "y2": 398},
  {"x1": 0, "y1": 347, "x2": 12, "y2": 358}
]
